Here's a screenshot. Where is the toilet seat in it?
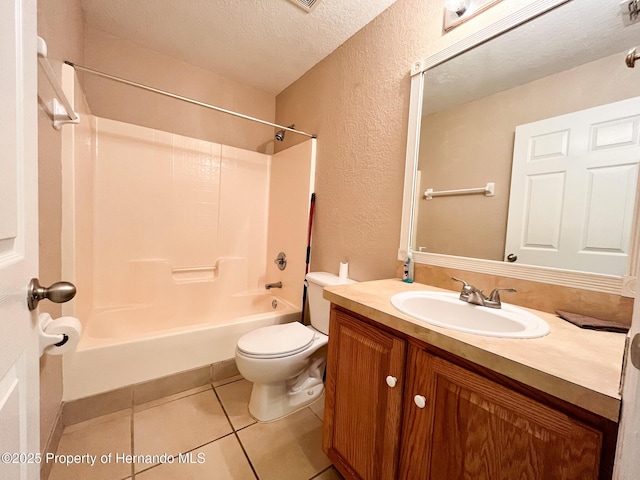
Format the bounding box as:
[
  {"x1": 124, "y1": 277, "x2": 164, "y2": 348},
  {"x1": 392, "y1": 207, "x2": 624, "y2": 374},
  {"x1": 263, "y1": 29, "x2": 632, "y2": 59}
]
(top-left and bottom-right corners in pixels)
[{"x1": 237, "y1": 322, "x2": 315, "y2": 359}]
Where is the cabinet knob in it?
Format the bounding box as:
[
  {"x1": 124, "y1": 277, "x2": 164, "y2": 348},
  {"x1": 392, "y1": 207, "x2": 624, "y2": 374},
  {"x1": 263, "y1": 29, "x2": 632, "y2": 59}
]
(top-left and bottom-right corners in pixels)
[
  {"x1": 414, "y1": 395, "x2": 427, "y2": 408},
  {"x1": 386, "y1": 376, "x2": 398, "y2": 388}
]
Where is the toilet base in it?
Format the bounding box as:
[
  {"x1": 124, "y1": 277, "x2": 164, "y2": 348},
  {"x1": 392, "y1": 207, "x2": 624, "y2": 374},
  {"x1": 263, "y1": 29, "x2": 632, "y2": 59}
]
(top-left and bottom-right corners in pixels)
[{"x1": 248, "y1": 378, "x2": 325, "y2": 422}]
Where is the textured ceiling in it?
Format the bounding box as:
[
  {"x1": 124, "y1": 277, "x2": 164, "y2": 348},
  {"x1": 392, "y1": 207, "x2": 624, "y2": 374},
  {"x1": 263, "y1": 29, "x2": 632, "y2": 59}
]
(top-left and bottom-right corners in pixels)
[
  {"x1": 423, "y1": 0, "x2": 640, "y2": 114},
  {"x1": 80, "y1": 0, "x2": 397, "y2": 94}
]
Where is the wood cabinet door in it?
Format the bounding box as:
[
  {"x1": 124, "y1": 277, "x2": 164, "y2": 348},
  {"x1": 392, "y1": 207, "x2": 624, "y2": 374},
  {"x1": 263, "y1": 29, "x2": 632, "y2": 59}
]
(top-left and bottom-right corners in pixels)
[
  {"x1": 323, "y1": 308, "x2": 406, "y2": 480},
  {"x1": 400, "y1": 346, "x2": 603, "y2": 480}
]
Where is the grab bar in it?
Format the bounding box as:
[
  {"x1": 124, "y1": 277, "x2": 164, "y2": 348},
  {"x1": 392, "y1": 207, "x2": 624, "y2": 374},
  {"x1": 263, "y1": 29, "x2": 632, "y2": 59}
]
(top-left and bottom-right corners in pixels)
[
  {"x1": 424, "y1": 182, "x2": 495, "y2": 200},
  {"x1": 171, "y1": 266, "x2": 217, "y2": 273}
]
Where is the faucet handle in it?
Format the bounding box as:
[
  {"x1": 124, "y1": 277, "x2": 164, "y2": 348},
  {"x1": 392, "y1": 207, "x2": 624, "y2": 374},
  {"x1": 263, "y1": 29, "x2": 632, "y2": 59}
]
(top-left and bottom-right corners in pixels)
[
  {"x1": 451, "y1": 277, "x2": 469, "y2": 288},
  {"x1": 488, "y1": 288, "x2": 516, "y2": 303},
  {"x1": 451, "y1": 277, "x2": 470, "y2": 299},
  {"x1": 452, "y1": 277, "x2": 483, "y2": 294},
  {"x1": 452, "y1": 277, "x2": 485, "y2": 302}
]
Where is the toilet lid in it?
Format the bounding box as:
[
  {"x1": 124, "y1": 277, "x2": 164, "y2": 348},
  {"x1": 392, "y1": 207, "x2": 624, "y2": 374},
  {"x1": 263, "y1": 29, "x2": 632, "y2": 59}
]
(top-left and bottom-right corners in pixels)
[{"x1": 237, "y1": 322, "x2": 315, "y2": 358}]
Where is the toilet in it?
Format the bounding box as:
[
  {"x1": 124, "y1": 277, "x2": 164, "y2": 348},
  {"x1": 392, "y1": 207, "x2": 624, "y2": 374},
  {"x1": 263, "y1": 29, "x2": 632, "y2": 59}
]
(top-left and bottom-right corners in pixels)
[{"x1": 235, "y1": 272, "x2": 356, "y2": 422}]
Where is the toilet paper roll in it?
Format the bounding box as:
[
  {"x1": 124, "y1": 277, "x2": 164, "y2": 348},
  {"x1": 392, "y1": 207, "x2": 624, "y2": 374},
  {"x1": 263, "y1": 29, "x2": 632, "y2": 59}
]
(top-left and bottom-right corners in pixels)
[
  {"x1": 40, "y1": 315, "x2": 82, "y2": 356},
  {"x1": 339, "y1": 262, "x2": 349, "y2": 279}
]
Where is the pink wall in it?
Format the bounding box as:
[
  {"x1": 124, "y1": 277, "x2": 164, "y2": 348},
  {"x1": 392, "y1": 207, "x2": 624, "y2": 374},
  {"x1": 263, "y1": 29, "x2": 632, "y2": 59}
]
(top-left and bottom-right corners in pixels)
[
  {"x1": 37, "y1": 0, "x2": 282, "y2": 452},
  {"x1": 82, "y1": 28, "x2": 277, "y2": 154},
  {"x1": 275, "y1": 0, "x2": 539, "y2": 281},
  {"x1": 37, "y1": 0, "x2": 85, "y2": 452}
]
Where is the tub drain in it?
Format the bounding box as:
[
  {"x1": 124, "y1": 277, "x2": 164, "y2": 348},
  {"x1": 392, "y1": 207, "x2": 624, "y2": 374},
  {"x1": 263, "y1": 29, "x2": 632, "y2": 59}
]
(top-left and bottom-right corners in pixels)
[{"x1": 272, "y1": 299, "x2": 278, "y2": 309}]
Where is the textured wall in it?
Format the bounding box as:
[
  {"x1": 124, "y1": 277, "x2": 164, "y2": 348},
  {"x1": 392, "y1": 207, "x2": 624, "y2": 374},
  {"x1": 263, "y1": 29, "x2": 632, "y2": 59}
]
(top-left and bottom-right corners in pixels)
[
  {"x1": 37, "y1": 0, "x2": 85, "y2": 453},
  {"x1": 82, "y1": 28, "x2": 277, "y2": 154},
  {"x1": 275, "y1": 0, "x2": 536, "y2": 281},
  {"x1": 418, "y1": 52, "x2": 640, "y2": 261}
]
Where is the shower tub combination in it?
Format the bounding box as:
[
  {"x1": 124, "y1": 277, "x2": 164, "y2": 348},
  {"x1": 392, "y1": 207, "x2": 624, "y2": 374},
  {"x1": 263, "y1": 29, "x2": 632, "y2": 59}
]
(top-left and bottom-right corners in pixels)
[
  {"x1": 60, "y1": 66, "x2": 315, "y2": 400},
  {"x1": 63, "y1": 264, "x2": 301, "y2": 400}
]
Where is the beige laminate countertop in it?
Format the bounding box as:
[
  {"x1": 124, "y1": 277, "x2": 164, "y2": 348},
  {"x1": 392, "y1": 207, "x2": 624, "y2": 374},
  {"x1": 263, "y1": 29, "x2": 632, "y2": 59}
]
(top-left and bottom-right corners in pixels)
[{"x1": 323, "y1": 278, "x2": 626, "y2": 422}]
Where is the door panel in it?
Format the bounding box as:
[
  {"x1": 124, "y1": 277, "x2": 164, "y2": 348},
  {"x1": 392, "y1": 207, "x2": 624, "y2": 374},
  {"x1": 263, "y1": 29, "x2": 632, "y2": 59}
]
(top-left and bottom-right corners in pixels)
[
  {"x1": 505, "y1": 97, "x2": 640, "y2": 275},
  {"x1": 582, "y1": 164, "x2": 637, "y2": 253},
  {"x1": 0, "y1": 1, "x2": 40, "y2": 479},
  {"x1": 402, "y1": 348, "x2": 603, "y2": 480},
  {"x1": 523, "y1": 172, "x2": 565, "y2": 249}
]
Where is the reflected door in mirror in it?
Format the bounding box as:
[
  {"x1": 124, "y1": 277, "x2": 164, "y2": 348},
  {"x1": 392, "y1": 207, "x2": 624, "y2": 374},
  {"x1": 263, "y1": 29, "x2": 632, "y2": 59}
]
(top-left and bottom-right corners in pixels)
[{"x1": 505, "y1": 97, "x2": 640, "y2": 276}]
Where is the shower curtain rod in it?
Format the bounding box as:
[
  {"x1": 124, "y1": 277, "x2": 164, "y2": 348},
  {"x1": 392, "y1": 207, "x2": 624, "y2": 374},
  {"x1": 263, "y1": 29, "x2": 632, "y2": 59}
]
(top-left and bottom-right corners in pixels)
[{"x1": 64, "y1": 61, "x2": 316, "y2": 139}]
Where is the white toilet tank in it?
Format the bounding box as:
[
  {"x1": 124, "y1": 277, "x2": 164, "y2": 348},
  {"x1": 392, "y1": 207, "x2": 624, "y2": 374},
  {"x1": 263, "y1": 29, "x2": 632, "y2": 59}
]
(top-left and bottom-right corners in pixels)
[{"x1": 305, "y1": 272, "x2": 356, "y2": 335}]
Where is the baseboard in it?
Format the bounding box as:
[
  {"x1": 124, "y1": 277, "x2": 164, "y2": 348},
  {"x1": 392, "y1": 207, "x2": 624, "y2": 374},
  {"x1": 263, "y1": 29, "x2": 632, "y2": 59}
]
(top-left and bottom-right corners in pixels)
[
  {"x1": 61, "y1": 358, "x2": 239, "y2": 427},
  {"x1": 40, "y1": 404, "x2": 64, "y2": 480}
]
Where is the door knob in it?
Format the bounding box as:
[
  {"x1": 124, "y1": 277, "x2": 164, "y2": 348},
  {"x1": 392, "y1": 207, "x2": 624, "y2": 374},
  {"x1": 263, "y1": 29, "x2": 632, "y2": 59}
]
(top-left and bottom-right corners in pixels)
[
  {"x1": 27, "y1": 278, "x2": 76, "y2": 311},
  {"x1": 386, "y1": 376, "x2": 398, "y2": 388},
  {"x1": 631, "y1": 334, "x2": 640, "y2": 370},
  {"x1": 414, "y1": 395, "x2": 427, "y2": 408},
  {"x1": 626, "y1": 47, "x2": 640, "y2": 68}
]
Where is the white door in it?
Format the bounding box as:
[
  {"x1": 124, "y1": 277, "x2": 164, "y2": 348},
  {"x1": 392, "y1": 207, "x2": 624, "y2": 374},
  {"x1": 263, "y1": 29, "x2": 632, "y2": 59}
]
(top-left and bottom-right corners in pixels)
[
  {"x1": 614, "y1": 247, "x2": 640, "y2": 477},
  {"x1": 0, "y1": 1, "x2": 40, "y2": 479},
  {"x1": 505, "y1": 97, "x2": 640, "y2": 275}
]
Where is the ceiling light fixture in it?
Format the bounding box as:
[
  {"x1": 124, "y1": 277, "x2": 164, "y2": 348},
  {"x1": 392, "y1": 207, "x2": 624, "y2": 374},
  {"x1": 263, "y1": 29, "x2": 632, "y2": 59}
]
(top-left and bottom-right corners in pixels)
[
  {"x1": 287, "y1": 0, "x2": 322, "y2": 13},
  {"x1": 444, "y1": 0, "x2": 502, "y2": 32},
  {"x1": 445, "y1": 0, "x2": 468, "y2": 17}
]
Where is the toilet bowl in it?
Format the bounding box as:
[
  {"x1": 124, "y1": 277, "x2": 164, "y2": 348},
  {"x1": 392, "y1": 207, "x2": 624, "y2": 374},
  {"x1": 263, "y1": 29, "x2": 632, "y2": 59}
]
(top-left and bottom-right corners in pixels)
[{"x1": 235, "y1": 272, "x2": 356, "y2": 422}]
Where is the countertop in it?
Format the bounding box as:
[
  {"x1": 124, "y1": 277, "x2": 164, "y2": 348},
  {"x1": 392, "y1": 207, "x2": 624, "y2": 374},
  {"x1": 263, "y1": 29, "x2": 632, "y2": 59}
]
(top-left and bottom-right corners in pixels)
[{"x1": 323, "y1": 278, "x2": 626, "y2": 422}]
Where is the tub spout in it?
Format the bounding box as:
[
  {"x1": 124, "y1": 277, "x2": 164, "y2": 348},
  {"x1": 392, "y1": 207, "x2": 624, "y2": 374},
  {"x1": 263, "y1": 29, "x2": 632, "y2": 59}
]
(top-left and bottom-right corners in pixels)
[{"x1": 265, "y1": 282, "x2": 282, "y2": 289}]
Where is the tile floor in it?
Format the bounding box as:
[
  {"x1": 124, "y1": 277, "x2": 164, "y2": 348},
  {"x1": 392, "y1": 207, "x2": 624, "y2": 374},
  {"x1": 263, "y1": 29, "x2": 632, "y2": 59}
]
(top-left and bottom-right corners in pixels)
[{"x1": 47, "y1": 375, "x2": 343, "y2": 480}]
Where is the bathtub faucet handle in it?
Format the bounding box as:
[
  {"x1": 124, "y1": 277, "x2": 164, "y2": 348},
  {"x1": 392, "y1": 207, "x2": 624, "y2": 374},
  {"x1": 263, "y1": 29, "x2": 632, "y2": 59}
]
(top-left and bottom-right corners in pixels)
[
  {"x1": 274, "y1": 252, "x2": 287, "y2": 271},
  {"x1": 265, "y1": 282, "x2": 283, "y2": 289}
]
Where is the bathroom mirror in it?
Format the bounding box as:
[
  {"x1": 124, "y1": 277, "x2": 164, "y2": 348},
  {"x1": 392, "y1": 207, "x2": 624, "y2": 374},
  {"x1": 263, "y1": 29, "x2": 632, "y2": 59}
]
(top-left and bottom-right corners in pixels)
[{"x1": 400, "y1": 0, "x2": 640, "y2": 296}]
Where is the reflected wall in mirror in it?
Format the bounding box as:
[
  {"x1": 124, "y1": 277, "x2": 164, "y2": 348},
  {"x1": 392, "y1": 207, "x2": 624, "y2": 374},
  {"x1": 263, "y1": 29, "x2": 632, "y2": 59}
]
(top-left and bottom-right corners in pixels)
[{"x1": 407, "y1": 0, "x2": 640, "y2": 289}]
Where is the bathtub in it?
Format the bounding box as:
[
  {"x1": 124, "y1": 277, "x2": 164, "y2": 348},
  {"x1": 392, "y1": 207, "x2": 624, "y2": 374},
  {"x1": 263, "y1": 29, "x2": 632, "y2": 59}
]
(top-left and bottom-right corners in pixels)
[{"x1": 62, "y1": 292, "x2": 301, "y2": 400}]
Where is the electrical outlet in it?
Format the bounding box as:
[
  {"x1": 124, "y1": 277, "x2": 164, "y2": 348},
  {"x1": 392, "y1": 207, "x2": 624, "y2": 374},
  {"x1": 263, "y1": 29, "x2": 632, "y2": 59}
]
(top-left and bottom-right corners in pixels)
[{"x1": 621, "y1": 0, "x2": 640, "y2": 26}]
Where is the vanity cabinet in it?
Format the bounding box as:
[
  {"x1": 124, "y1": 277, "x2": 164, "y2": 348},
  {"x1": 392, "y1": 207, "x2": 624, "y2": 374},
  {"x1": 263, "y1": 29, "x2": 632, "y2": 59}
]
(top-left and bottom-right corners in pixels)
[
  {"x1": 398, "y1": 345, "x2": 603, "y2": 479},
  {"x1": 323, "y1": 305, "x2": 615, "y2": 480},
  {"x1": 323, "y1": 307, "x2": 406, "y2": 479}
]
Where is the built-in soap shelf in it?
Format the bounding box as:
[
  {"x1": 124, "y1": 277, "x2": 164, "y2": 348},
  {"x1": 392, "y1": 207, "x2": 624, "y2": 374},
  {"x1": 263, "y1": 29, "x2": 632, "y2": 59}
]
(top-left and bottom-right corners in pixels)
[
  {"x1": 37, "y1": 36, "x2": 79, "y2": 129},
  {"x1": 171, "y1": 266, "x2": 218, "y2": 282}
]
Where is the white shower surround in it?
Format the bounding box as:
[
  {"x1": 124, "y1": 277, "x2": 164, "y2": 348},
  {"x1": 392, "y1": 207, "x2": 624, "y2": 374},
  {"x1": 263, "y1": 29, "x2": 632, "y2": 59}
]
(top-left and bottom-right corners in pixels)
[
  {"x1": 60, "y1": 67, "x2": 315, "y2": 399},
  {"x1": 64, "y1": 289, "x2": 300, "y2": 400}
]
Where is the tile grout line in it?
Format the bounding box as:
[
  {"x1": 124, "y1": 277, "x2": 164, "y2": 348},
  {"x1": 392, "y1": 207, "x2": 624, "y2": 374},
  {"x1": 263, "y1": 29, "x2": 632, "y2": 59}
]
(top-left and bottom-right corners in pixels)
[
  {"x1": 127, "y1": 383, "x2": 233, "y2": 478},
  {"x1": 212, "y1": 383, "x2": 261, "y2": 480},
  {"x1": 309, "y1": 465, "x2": 336, "y2": 480},
  {"x1": 133, "y1": 385, "x2": 213, "y2": 412},
  {"x1": 128, "y1": 378, "x2": 257, "y2": 479},
  {"x1": 133, "y1": 383, "x2": 258, "y2": 477},
  {"x1": 132, "y1": 432, "x2": 237, "y2": 477},
  {"x1": 126, "y1": 383, "x2": 244, "y2": 480},
  {"x1": 124, "y1": 378, "x2": 332, "y2": 479}
]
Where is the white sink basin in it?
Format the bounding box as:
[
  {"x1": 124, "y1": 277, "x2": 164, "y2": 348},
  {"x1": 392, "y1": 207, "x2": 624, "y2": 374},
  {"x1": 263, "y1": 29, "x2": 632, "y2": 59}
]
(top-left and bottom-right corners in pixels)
[{"x1": 390, "y1": 291, "x2": 549, "y2": 339}]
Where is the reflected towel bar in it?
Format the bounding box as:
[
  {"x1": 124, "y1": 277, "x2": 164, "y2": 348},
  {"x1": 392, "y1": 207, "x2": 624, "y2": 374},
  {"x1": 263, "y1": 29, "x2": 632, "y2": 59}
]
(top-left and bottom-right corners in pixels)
[{"x1": 424, "y1": 182, "x2": 495, "y2": 200}]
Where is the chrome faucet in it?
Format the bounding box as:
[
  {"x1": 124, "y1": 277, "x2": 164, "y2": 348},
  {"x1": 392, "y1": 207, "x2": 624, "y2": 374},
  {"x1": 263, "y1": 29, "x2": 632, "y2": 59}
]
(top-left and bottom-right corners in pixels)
[
  {"x1": 452, "y1": 277, "x2": 515, "y2": 309},
  {"x1": 265, "y1": 281, "x2": 282, "y2": 290}
]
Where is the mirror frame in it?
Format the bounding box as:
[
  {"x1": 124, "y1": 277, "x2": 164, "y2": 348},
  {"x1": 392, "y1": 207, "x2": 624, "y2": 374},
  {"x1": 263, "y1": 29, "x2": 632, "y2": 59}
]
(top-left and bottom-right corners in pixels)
[{"x1": 399, "y1": 0, "x2": 638, "y2": 297}]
